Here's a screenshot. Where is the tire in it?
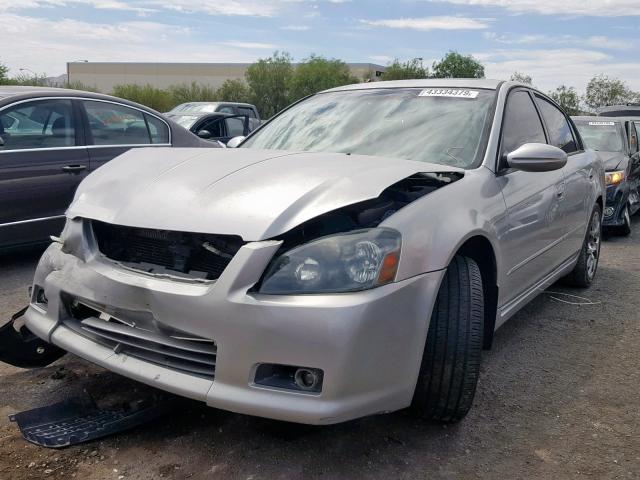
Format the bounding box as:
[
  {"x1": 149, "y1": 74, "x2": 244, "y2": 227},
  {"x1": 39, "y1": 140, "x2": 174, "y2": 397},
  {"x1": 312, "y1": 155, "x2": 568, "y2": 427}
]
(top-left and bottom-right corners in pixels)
[
  {"x1": 412, "y1": 255, "x2": 484, "y2": 423},
  {"x1": 616, "y1": 204, "x2": 632, "y2": 236},
  {"x1": 563, "y1": 204, "x2": 602, "y2": 287}
]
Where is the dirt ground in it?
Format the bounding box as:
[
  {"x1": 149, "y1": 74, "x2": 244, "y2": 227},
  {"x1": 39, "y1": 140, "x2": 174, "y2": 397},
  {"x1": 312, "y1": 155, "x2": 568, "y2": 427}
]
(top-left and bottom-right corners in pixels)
[{"x1": 1, "y1": 226, "x2": 639, "y2": 480}]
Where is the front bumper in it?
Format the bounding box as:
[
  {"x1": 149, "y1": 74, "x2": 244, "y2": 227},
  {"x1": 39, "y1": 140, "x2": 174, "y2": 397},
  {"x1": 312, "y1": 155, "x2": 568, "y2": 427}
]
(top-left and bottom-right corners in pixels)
[
  {"x1": 603, "y1": 181, "x2": 629, "y2": 227},
  {"x1": 25, "y1": 243, "x2": 443, "y2": 425}
]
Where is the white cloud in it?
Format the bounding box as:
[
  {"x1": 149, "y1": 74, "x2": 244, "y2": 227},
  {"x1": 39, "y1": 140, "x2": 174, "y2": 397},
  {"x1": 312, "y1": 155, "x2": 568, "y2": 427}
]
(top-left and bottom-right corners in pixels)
[
  {"x1": 0, "y1": 14, "x2": 263, "y2": 76},
  {"x1": 281, "y1": 25, "x2": 311, "y2": 30},
  {"x1": 428, "y1": 0, "x2": 640, "y2": 17},
  {"x1": 483, "y1": 32, "x2": 633, "y2": 50},
  {"x1": 221, "y1": 41, "x2": 278, "y2": 49},
  {"x1": 360, "y1": 16, "x2": 491, "y2": 31},
  {"x1": 480, "y1": 48, "x2": 640, "y2": 93}
]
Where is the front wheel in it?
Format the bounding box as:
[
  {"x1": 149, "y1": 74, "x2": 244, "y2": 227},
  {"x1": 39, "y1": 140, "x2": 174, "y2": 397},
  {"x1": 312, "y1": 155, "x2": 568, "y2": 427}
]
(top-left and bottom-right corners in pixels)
[
  {"x1": 411, "y1": 255, "x2": 484, "y2": 423},
  {"x1": 617, "y1": 204, "x2": 632, "y2": 236},
  {"x1": 563, "y1": 204, "x2": 602, "y2": 287}
]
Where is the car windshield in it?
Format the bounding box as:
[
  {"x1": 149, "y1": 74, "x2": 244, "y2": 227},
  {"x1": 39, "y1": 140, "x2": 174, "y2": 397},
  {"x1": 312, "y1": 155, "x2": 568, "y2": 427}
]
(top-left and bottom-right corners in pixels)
[
  {"x1": 242, "y1": 88, "x2": 496, "y2": 168},
  {"x1": 167, "y1": 114, "x2": 200, "y2": 129},
  {"x1": 171, "y1": 103, "x2": 218, "y2": 114},
  {"x1": 574, "y1": 121, "x2": 624, "y2": 152}
]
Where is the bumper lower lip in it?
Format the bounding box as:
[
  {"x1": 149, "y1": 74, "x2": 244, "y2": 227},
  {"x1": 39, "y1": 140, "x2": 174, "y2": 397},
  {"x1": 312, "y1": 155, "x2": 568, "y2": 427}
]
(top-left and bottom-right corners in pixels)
[{"x1": 24, "y1": 243, "x2": 443, "y2": 425}]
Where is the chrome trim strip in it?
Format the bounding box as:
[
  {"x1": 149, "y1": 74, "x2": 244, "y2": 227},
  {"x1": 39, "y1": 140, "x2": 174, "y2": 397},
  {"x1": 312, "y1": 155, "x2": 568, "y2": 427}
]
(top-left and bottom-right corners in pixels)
[
  {"x1": 0, "y1": 144, "x2": 172, "y2": 154},
  {"x1": 0, "y1": 146, "x2": 87, "y2": 154},
  {"x1": 0, "y1": 215, "x2": 65, "y2": 227}
]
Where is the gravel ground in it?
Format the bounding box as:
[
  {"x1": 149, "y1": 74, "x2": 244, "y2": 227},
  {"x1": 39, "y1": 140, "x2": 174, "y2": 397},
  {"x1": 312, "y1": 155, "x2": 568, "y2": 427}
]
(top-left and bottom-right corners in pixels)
[{"x1": 0, "y1": 225, "x2": 639, "y2": 480}]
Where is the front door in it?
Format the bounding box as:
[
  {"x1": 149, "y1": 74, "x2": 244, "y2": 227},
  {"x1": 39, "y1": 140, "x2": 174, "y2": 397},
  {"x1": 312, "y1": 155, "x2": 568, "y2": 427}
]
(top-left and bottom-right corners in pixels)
[
  {"x1": 0, "y1": 98, "x2": 88, "y2": 248},
  {"x1": 496, "y1": 90, "x2": 567, "y2": 306}
]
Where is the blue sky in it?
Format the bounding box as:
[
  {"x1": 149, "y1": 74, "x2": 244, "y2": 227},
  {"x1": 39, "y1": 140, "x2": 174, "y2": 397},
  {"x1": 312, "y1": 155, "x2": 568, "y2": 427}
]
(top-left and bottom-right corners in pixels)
[{"x1": 1, "y1": 0, "x2": 639, "y2": 93}]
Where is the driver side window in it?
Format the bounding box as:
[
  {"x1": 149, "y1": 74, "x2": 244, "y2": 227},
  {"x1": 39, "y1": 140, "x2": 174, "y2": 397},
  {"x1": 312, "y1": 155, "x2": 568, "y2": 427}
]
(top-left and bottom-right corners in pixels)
[{"x1": 501, "y1": 91, "x2": 546, "y2": 161}]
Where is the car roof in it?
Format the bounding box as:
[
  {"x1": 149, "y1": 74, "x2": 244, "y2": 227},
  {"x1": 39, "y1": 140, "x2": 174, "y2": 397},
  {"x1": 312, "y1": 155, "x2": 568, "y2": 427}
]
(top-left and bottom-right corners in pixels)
[
  {"x1": 572, "y1": 115, "x2": 622, "y2": 123},
  {"x1": 322, "y1": 78, "x2": 505, "y2": 93},
  {"x1": 0, "y1": 85, "x2": 166, "y2": 116},
  {"x1": 166, "y1": 112, "x2": 237, "y2": 119},
  {"x1": 174, "y1": 101, "x2": 255, "y2": 107}
]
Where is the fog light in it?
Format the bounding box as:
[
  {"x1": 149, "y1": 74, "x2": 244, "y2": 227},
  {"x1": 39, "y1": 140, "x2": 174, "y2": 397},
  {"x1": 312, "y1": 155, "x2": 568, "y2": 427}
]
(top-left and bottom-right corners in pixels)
[
  {"x1": 294, "y1": 368, "x2": 320, "y2": 391},
  {"x1": 604, "y1": 207, "x2": 615, "y2": 217},
  {"x1": 254, "y1": 363, "x2": 323, "y2": 393}
]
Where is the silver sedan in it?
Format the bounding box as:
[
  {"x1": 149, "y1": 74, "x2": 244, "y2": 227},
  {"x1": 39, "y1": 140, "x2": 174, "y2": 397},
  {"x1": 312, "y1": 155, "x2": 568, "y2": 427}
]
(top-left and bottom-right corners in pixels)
[{"x1": 21, "y1": 79, "x2": 604, "y2": 425}]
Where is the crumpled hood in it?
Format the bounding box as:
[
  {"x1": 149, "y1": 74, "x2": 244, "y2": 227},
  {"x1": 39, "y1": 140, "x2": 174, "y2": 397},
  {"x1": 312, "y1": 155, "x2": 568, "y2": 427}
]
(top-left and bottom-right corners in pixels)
[
  {"x1": 68, "y1": 147, "x2": 462, "y2": 240},
  {"x1": 596, "y1": 151, "x2": 626, "y2": 171}
]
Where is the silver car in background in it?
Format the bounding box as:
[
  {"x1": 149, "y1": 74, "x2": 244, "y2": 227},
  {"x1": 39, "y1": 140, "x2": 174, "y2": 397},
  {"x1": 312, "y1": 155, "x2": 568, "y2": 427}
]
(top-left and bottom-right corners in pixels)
[{"x1": 23, "y1": 80, "x2": 604, "y2": 425}]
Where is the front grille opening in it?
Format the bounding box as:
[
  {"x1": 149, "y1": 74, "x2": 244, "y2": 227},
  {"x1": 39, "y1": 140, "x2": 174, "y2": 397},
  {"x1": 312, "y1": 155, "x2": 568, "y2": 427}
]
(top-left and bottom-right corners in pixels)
[
  {"x1": 92, "y1": 220, "x2": 244, "y2": 281},
  {"x1": 65, "y1": 297, "x2": 217, "y2": 380}
]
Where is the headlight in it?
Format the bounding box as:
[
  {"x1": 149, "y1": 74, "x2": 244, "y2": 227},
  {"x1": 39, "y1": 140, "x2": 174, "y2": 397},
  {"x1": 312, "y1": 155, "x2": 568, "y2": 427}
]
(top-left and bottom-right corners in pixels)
[
  {"x1": 605, "y1": 170, "x2": 625, "y2": 186},
  {"x1": 259, "y1": 228, "x2": 401, "y2": 294}
]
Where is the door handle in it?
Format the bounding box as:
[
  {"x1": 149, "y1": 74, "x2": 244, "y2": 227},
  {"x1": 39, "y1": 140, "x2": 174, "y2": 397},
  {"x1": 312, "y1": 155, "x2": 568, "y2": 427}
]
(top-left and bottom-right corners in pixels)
[{"x1": 62, "y1": 165, "x2": 87, "y2": 174}]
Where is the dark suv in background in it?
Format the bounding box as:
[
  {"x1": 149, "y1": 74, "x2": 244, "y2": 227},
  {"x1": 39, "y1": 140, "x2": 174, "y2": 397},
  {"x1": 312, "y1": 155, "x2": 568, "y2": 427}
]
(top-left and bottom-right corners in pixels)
[
  {"x1": 573, "y1": 116, "x2": 640, "y2": 235},
  {"x1": 0, "y1": 86, "x2": 213, "y2": 251}
]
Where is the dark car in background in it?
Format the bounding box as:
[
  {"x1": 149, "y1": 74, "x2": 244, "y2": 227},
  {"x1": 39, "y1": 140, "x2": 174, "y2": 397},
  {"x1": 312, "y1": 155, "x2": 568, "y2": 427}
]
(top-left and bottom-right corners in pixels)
[
  {"x1": 598, "y1": 104, "x2": 640, "y2": 118},
  {"x1": 573, "y1": 116, "x2": 640, "y2": 235},
  {"x1": 165, "y1": 111, "x2": 260, "y2": 144},
  {"x1": 0, "y1": 86, "x2": 214, "y2": 251},
  {"x1": 168, "y1": 101, "x2": 260, "y2": 121}
]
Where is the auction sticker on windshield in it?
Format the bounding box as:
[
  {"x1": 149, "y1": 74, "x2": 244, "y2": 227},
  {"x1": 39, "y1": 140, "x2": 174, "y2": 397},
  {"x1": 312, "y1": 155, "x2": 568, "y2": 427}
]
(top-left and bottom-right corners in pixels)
[
  {"x1": 418, "y1": 88, "x2": 480, "y2": 99},
  {"x1": 588, "y1": 121, "x2": 616, "y2": 126}
]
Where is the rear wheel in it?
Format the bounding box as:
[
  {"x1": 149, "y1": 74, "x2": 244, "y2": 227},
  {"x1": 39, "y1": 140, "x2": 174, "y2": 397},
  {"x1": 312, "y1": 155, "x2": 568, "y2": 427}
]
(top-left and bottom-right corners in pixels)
[
  {"x1": 412, "y1": 255, "x2": 484, "y2": 423},
  {"x1": 564, "y1": 204, "x2": 601, "y2": 287}
]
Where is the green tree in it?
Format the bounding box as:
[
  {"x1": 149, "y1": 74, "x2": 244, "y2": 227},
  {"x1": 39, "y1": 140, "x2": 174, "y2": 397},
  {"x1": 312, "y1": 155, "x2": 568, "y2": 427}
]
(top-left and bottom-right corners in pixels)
[
  {"x1": 288, "y1": 55, "x2": 358, "y2": 102},
  {"x1": 380, "y1": 58, "x2": 428, "y2": 81},
  {"x1": 245, "y1": 51, "x2": 294, "y2": 118},
  {"x1": 509, "y1": 71, "x2": 532, "y2": 85},
  {"x1": 112, "y1": 84, "x2": 173, "y2": 112},
  {"x1": 0, "y1": 62, "x2": 10, "y2": 85},
  {"x1": 213, "y1": 79, "x2": 253, "y2": 103},
  {"x1": 548, "y1": 85, "x2": 582, "y2": 116},
  {"x1": 168, "y1": 81, "x2": 217, "y2": 106},
  {"x1": 431, "y1": 51, "x2": 485, "y2": 79},
  {"x1": 584, "y1": 74, "x2": 634, "y2": 110}
]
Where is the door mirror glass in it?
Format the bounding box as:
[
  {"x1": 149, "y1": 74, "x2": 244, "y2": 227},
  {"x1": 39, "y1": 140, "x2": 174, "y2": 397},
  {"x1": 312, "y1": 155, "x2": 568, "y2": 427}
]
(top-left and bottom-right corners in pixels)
[
  {"x1": 197, "y1": 129, "x2": 212, "y2": 139},
  {"x1": 506, "y1": 143, "x2": 567, "y2": 172},
  {"x1": 227, "y1": 136, "x2": 245, "y2": 148}
]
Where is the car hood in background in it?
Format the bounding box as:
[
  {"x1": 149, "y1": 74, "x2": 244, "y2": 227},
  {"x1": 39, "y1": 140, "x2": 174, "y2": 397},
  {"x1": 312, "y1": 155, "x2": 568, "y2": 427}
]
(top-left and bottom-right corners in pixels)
[
  {"x1": 68, "y1": 148, "x2": 462, "y2": 240},
  {"x1": 596, "y1": 151, "x2": 626, "y2": 171}
]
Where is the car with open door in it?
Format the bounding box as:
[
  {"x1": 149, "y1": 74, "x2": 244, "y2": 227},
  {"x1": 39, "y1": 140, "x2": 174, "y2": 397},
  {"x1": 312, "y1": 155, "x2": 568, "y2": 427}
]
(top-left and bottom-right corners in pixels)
[
  {"x1": 7, "y1": 80, "x2": 604, "y2": 426},
  {"x1": 165, "y1": 111, "x2": 258, "y2": 145},
  {"x1": 0, "y1": 86, "x2": 214, "y2": 251},
  {"x1": 573, "y1": 116, "x2": 640, "y2": 235},
  {"x1": 167, "y1": 101, "x2": 260, "y2": 121}
]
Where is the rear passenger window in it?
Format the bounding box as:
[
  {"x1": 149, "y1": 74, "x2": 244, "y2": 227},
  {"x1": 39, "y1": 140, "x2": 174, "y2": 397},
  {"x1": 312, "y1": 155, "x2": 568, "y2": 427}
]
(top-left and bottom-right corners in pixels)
[
  {"x1": 84, "y1": 101, "x2": 151, "y2": 145},
  {"x1": 0, "y1": 99, "x2": 75, "y2": 151},
  {"x1": 535, "y1": 95, "x2": 578, "y2": 153},
  {"x1": 501, "y1": 91, "x2": 546, "y2": 157}
]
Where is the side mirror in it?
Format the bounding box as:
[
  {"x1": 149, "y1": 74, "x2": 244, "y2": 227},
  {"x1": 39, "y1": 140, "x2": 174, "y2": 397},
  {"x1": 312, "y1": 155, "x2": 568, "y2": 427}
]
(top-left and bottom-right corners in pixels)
[
  {"x1": 227, "y1": 136, "x2": 245, "y2": 148},
  {"x1": 197, "y1": 130, "x2": 212, "y2": 139},
  {"x1": 0, "y1": 136, "x2": 4, "y2": 147},
  {"x1": 506, "y1": 143, "x2": 567, "y2": 172}
]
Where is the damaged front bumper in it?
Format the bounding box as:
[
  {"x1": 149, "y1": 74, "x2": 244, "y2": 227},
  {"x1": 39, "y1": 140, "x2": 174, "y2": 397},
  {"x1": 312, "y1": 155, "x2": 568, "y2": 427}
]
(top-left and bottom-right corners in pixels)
[{"x1": 23, "y1": 242, "x2": 443, "y2": 425}]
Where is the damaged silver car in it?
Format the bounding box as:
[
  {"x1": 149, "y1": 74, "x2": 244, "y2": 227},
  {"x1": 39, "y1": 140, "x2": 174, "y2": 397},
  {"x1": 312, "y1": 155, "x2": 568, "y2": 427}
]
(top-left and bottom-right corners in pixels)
[{"x1": 14, "y1": 80, "x2": 604, "y2": 425}]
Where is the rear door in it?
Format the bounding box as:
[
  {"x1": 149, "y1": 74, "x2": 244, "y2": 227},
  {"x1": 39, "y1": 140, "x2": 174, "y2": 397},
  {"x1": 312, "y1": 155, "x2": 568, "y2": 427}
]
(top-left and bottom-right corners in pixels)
[
  {"x1": 79, "y1": 99, "x2": 170, "y2": 172},
  {"x1": 0, "y1": 98, "x2": 88, "y2": 248},
  {"x1": 496, "y1": 89, "x2": 567, "y2": 305},
  {"x1": 534, "y1": 93, "x2": 590, "y2": 257}
]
